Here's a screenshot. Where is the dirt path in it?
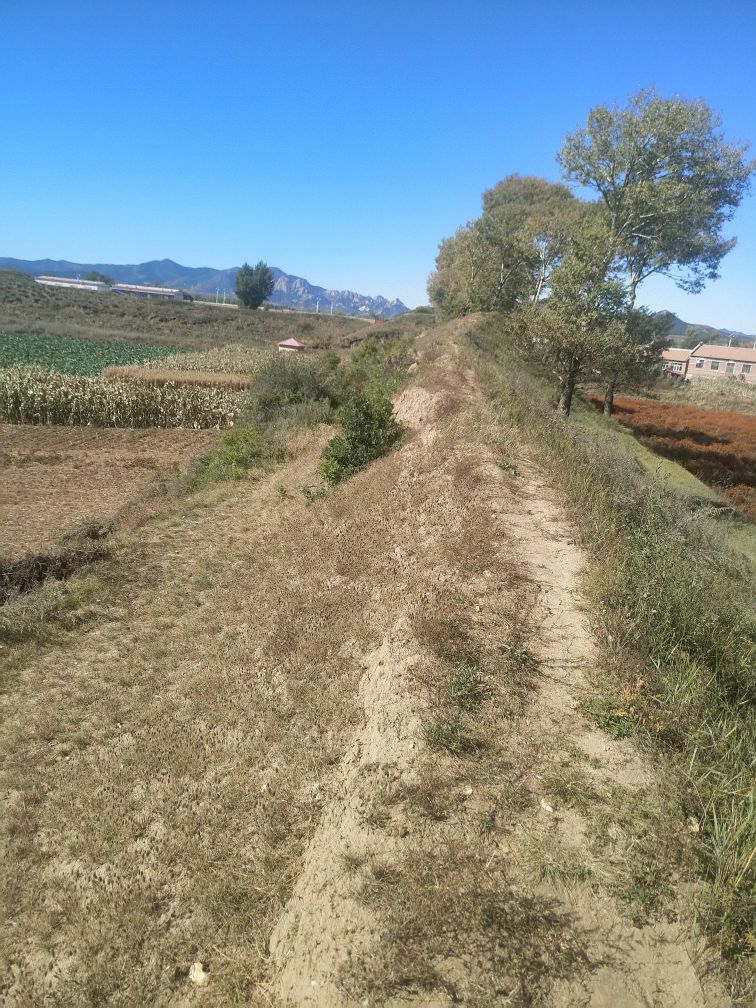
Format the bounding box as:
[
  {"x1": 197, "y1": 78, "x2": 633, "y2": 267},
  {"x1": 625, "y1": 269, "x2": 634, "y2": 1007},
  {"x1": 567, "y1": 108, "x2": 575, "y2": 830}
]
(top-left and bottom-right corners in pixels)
[
  {"x1": 267, "y1": 321, "x2": 726, "y2": 1006},
  {"x1": 0, "y1": 319, "x2": 727, "y2": 1006}
]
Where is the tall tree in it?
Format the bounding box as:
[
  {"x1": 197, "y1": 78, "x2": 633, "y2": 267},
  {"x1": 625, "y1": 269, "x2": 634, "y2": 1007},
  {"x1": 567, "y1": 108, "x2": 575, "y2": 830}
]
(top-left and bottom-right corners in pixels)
[
  {"x1": 427, "y1": 175, "x2": 586, "y2": 316},
  {"x1": 236, "y1": 261, "x2": 275, "y2": 309},
  {"x1": 558, "y1": 89, "x2": 754, "y2": 412},
  {"x1": 517, "y1": 219, "x2": 628, "y2": 416}
]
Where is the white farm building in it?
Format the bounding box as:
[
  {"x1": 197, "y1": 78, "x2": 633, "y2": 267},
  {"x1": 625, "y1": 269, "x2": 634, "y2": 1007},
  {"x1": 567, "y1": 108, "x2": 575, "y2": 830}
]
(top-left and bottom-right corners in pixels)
[
  {"x1": 111, "y1": 283, "x2": 186, "y2": 301},
  {"x1": 34, "y1": 276, "x2": 187, "y2": 301},
  {"x1": 35, "y1": 275, "x2": 111, "y2": 293}
]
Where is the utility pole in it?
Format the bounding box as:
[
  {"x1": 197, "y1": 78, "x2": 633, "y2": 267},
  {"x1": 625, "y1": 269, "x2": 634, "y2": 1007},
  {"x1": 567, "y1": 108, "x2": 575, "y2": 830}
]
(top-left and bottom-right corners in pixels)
[
  {"x1": 316, "y1": 298, "x2": 320, "y2": 313},
  {"x1": 216, "y1": 289, "x2": 219, "y2": 303},
  {"x1": 330, "y1": 300, "x2": 334, "y2": 315}
]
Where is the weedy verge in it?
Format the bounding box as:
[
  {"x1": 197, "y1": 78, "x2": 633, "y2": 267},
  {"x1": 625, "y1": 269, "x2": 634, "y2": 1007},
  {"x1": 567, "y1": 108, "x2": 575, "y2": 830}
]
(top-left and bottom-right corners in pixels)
[{"x1": 473, "y1": 321, "x2": 755, "y2": 981}]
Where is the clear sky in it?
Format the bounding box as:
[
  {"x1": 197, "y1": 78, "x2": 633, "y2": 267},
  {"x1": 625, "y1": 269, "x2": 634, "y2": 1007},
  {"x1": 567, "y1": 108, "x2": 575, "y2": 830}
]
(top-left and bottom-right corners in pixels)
[{"x1": 2, "y1": 1, "x2": 755, "y2": 328}]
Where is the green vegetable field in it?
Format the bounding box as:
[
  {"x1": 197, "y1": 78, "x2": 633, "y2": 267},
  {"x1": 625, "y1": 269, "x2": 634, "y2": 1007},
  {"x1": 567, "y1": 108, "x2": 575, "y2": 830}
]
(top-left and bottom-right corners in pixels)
[{"x1": 0, "y1": 332, "x2": 184, "y2": 375}]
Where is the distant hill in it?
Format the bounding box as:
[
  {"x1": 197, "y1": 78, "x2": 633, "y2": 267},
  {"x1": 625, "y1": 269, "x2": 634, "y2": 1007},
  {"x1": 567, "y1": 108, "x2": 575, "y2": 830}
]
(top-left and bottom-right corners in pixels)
[
  {"x1": 0, "y1": 257, "x2": 410, "y2": 318},
  {"x1": 655, "y1": 311, "x2": 755, "y2": 347}
]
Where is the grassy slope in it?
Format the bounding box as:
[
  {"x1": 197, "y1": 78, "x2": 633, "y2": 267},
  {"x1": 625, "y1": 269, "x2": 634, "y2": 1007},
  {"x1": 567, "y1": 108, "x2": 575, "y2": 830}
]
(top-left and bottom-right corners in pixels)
[
  {"x1": 572, "y1": 397, "x2": 756, "y2": 569},
  {"x1": 474, "y1": 321, "x2": 755, "y2": 980},
  {"x1": 573, "y1": 396, "x2": 725, "y2": 503},
  {"x1": 0, "y1": 270, "x2": 370, "y2": 350}
]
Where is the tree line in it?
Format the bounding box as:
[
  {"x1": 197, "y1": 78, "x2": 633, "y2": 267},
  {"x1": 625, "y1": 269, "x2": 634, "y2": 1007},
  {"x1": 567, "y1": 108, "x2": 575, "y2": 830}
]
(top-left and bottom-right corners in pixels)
[{"x1": 428, "y1": 89, "x2": 754, "y2": 415}]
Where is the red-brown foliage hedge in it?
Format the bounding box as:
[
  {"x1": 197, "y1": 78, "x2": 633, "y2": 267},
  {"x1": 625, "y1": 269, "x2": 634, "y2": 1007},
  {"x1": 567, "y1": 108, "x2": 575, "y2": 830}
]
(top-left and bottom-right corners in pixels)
[{"x1": 590, "y1": 396, "x2": 756, "y2": 520}]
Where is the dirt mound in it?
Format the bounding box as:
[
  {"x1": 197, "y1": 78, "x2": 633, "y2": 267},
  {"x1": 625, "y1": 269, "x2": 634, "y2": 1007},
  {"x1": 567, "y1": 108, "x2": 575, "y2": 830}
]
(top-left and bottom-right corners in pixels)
[{"x1": 0, "y1": 318, "x2": 730, "y2": 1006}]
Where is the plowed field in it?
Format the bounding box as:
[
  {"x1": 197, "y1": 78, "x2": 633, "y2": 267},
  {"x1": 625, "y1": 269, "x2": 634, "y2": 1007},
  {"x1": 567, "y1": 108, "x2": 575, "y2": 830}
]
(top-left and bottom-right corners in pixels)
[
  {"x1": 0, "y1": 424, "x2": 222, "y2": 558},
  {"x1": 592, "y1": 396, "x2": 756, "y2": 519}
]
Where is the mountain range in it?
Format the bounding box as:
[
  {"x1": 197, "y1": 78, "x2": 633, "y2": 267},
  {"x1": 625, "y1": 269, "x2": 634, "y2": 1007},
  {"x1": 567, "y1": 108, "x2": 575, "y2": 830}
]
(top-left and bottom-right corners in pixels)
[
  {"x1": 0, "y1": 257, "x2": 410, "y2": 318},
  {"x1": 656, "y1": 311, "x2": 755, "y2": 346}
]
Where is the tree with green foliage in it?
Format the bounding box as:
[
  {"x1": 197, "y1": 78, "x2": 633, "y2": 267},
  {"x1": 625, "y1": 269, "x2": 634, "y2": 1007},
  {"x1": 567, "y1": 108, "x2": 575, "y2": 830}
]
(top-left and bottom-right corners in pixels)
[
  {"x1": 600, "y1": 308, "x2": 672, "y2": 396},
  {"x1": 428, "y1": 176, "x2": 587, "y2": 317},
  {"x1": 235, "y1": 261, "x2": 275, "y2": 309},
  {"x1": 83, "y1": 270, "x2": 113, "y2": 285},
  {"x1": 517, "y1": 220, "x2": 628, "y2": 416},
  {"x1": 318, "y1": 388, "x2": 401, "y2": 484},
  {"x1": 558, "y1": 88, "x2": 754, "y2": 412}
]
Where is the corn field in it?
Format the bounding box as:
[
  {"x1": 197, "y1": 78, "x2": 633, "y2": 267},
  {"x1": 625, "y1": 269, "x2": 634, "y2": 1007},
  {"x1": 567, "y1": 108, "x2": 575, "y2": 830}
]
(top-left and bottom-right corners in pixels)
[
  {"x1": 0, "y1": 366, "x2": 242, "y2": 429},
  {"x1": 153, "y1": 343, "x2": 275, "y2": 374}
]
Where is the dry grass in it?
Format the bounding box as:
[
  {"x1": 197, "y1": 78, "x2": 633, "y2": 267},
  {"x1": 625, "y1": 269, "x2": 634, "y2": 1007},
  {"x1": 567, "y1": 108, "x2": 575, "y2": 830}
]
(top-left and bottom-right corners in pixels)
[
  {"x1": 0, "y1": 431, "x2": 364, "y2": 1003},
  {"x1": 0, "y1": 316, "x2": 735, "y2": 1005},
  {"x1": 591, "y1": 394, "x2": 756, "y2": 519},
  {"x1": 346, "y1": 844, "x2": 590, "y2": 1005},
  {"x1": 150, "y1": 343, "x2": 276, "y2": 374},
  {"x1": 651, "y1": 375, "x2": 756, "y2": 415},
  {"x1": 0, "y1": 269, "x2": 369, "y2": 350},
  {"x1": 0, "y1": 423, "x2": 222, "y2": 558}
]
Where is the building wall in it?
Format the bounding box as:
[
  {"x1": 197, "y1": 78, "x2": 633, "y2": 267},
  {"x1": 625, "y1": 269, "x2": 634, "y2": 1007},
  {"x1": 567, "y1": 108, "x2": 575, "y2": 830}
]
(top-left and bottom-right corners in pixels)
[
  {"x1": 688, "y1": 356, "x2": 755, "y2": 385},
  {"x1": 35, "y1": 277, "x2": 109, "y2": 293},
  {"x1": 663, "y1": 361, "x2": 688, "y2": 377}
]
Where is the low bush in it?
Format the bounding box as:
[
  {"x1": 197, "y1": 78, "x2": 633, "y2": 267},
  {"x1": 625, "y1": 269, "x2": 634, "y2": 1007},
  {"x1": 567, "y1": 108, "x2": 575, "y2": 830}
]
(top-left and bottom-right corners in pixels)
[
  {"x1": 184, "y1": 425, "x2": 271, "y2": 490},
  {"x1": 318, "y1": 389, "x2": 402, "y2": 485},
  {"x1": 241, "y1": 354, "x2": 345, "y2": 425},
  {"x1": 346, "y1": 335, "x2": 414, "y2": 395}
]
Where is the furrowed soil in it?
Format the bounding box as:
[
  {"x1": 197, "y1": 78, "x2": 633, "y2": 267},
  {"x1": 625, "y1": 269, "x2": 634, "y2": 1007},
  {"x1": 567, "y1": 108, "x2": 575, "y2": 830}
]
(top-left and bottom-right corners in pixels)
[
  {"x1": 0, "y1": 319, "x2": 730, "y2": 1006},
  {"x1": 0, "y1": 424, "x2": 222, "y2": 557}
]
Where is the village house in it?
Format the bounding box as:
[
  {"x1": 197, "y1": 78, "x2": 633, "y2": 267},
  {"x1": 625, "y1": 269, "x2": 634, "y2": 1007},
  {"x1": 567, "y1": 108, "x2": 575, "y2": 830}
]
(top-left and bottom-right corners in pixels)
[
  {"x1": 687, "y1": 343, "x2": 756, "y2": 385},
  {"x1": 661, "y1": 347, "x2": 691, "y2": 377},
  {"x1": 277, "y1": 337, "x2": 307, "y2": 353},
  {"x1": 660, "y1": 343, "x2": 756, "y2": 386}
]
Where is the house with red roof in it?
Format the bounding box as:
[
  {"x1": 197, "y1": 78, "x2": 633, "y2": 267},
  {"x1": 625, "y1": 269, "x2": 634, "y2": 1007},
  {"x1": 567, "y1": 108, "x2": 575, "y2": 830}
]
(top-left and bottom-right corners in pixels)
[
  {"x1": 660, "y1": 343, "x2": 756, "y2": 385},
  {"x1": 687, "y1": 343, "x2": 756, "y2": 385},
  {"x1": 661, "y1": 347, "x2": 691, "y2": 377},
  {"x1": 277, "y1": 337, "x2": 307, "y2": 353}
]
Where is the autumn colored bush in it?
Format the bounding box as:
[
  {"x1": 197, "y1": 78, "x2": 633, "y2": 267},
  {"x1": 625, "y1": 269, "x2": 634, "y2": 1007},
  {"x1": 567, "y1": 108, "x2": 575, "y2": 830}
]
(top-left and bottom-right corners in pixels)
[{"x1": 591, "y1": 396, "x2": 756, "y2": 520}]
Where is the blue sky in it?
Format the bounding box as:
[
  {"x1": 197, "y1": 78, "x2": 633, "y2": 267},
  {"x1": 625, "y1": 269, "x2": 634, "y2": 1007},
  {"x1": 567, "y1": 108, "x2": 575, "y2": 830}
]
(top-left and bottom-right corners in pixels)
[{"x1": 2, "y1": 1, "x2": 755, "y2": 328}]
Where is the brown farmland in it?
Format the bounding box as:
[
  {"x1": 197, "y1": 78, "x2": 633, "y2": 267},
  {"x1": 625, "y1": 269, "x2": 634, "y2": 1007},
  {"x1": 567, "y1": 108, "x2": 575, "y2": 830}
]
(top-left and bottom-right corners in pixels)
[
  {"x1": 591, "y1": 396, "x2": 756, "y2": 519},
  {"x1": 0, "y1": 423, "x2": 222, "y2": 558},
  {"x1": 102, "y1": 365, "x2": 253, "y2": 390}
]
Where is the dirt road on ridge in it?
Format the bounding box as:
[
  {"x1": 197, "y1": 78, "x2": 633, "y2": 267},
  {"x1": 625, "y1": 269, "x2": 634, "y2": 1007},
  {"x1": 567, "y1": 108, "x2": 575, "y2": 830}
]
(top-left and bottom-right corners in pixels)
[{"x1": 0, "y1": 318, "x2": 727, "y2": 1006}]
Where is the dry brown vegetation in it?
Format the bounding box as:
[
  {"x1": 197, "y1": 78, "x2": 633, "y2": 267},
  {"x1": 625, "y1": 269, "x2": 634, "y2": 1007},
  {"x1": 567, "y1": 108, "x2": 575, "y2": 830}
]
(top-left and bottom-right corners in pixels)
[
  {"x1": 0, "y1": 269, "x2": 371, "y2": 350},
  {"x1": 0, "y1": 423, "x2": 221, "y2": 558},
  {"x1": 590, "y1": 394, "x2": 756, "y2": 519},
  {"x1": 0, "y1": 318, "x2": 732, "y2": 1007},
  {"x1": 102, "y1": 365, "x2": 253, "y2": 390},
  {"x1": 652, "y1": 375, "x2": 756, "y2": 415}
]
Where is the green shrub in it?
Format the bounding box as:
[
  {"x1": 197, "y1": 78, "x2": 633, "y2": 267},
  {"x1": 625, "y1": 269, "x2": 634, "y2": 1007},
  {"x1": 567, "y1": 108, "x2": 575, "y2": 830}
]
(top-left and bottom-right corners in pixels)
[
  {"x1": 241, "y1": 353, "x2": 344, "y2": 425},
  {"x1": 185, "y1": 425, "x2": 268, "y2": 489},
  {"x1": 347, "y1": 336, "x2": 414, "y2": 395},
  {"x1": 318, "y1": 389, "x2": 402, "y2": 485}
]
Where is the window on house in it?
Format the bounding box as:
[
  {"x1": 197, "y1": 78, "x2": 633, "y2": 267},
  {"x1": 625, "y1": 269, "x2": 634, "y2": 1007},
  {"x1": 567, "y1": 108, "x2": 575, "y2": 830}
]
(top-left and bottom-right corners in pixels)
[
  {"x1": 743, "y1": 364, "x2": 752, "y2": 374},
  {"x1": 710, "y1": 361, "x2": 720, "y2": 371},
  {"x1": 726, "y1": 362, "x2": 735, "y2": 374},
  {"x1": 695, "y1": 359, "x2": 704, "y2": 368}
]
